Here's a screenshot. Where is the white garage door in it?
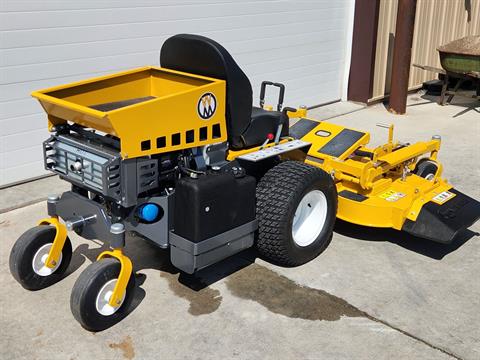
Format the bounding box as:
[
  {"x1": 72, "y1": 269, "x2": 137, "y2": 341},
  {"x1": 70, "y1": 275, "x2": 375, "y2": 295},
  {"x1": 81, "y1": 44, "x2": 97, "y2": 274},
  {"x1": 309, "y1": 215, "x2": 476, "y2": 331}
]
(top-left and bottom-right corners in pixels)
[{"x1": 0, "y1": 0, "x2": 353, "y2": 186}]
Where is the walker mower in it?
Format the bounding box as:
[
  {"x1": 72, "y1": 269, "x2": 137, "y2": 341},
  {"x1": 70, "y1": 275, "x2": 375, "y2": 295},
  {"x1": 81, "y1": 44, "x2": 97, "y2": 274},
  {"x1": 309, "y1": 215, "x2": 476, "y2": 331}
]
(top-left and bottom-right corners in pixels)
[{"x1": 9, "y1": 34, "x2": 480, "y2": 331}]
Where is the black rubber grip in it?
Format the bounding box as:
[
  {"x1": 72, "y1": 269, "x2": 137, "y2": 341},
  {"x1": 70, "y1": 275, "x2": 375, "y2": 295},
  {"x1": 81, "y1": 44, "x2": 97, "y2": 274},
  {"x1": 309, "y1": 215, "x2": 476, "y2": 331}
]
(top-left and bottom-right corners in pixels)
[{"x1": 259, "y1": 81, "x2": 286, "y2": 111}]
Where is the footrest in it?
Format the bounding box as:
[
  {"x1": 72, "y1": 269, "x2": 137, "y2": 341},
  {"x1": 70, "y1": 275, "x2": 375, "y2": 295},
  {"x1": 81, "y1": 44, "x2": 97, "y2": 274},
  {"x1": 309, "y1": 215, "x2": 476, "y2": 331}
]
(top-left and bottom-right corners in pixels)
[
  {"x1": 402, "y1": 189, "x2": 480, "y2": 243},
  {"x1": 236, "y1": 140, "x2": 310, "y2": 162}
]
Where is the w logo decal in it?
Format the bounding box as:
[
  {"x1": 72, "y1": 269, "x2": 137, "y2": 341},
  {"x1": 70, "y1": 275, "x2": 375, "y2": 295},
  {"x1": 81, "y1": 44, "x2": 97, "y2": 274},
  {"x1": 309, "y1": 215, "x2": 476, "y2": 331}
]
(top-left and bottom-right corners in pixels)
[{"x1": 197, "y1": 93, "x2": 217, "y2": 120}]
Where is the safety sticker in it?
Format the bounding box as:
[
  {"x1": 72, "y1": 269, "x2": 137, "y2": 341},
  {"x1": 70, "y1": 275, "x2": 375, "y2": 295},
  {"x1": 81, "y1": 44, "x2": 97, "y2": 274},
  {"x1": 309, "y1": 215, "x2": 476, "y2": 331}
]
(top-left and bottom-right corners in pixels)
[
  {"x1": 431, "y1": 191, "x2": 455, "y2": 205},
  {"x1": 379, "y1": 190, "x2": 406, "y2": 202},
  {"x1": 197, "y1": 92, "x2": 216, "y2": 120}
]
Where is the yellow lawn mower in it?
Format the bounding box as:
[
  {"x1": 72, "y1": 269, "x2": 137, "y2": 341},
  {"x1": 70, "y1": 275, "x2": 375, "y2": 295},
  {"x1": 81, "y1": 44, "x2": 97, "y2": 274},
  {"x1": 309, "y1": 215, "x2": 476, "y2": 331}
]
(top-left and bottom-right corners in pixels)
[{"x1": 9, "y1": 34, "x2": 480, "y2": 331}]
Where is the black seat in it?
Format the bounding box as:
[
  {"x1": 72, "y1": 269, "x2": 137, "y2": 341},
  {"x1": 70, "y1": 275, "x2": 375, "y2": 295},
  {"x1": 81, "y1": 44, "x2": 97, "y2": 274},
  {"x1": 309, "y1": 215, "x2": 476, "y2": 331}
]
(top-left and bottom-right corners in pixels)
[
  {"x1": 243, "y1": 107, "x2": 289, "y2": 148},
  {"x1": 160, "y1": 34, "x2": 288, "y2": 149}
]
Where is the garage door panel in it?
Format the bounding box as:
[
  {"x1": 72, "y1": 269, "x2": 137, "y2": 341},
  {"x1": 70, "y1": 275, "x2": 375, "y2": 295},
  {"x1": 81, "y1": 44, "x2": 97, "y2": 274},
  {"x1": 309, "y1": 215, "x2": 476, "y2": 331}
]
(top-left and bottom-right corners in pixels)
[
  {"x1": 244, "y1": 50, "x2": 344, "y2": 78},
  {"x1": 1, "y1": 128, "x2": 48, "y2": 153},
  {"x1": 0, "y1": 0, "x2": 352, "y2": 186},
  {"x1": 0, "y1": 161, "x2": 48, "y2": 185},
  {"x1": 2, "y1": 25, "x2": 342, "y2": 85},
  {"x1": 1, "y1": 38, "x2": 161, "y2": 67},
  {"x1": 1, "y1": 44, "x2": 344, "y2": 103},
  {"x1": 287, "y1": 78, "x2": 344, "y2": 102},
  {"x1": 0, "y1": 99, "x2": 43, "y2": 120},
  {"x1": 2, "y1": 145, "x2": 45, "y2": 170},
  {"x1": 2, "y1": 52, "x2": 157, "y2": 84},
  {"x1": 1, "y1": 113, "x2": 45, "y2": 136},
  {"x1": 1, "y1": 2, "x2": 329, "y2": 31},
  {"x1": 252, "y1": 73, "x2": 344, "y2": 108},
  {"x1": 0, "y1": 0, "x2": 246, "y2": 12},
  {"x1": 0, "y1": 71, "x2": 126, "y2": 102},
  {"x1": 235, "y1": 40, "x2": 343, "y2": 65},
  {"x1": 1, "y1": 14, "x2": 342, "y2": 67},
  {"x1": 1, "y1": 10, "x2": 347, "y2": 50},
  {"x1": 214, "y1": 29, "x2": 346, "y2": 55},
  {"x1": 249, "y1": 62, "x2": 343, "y2": 86}
]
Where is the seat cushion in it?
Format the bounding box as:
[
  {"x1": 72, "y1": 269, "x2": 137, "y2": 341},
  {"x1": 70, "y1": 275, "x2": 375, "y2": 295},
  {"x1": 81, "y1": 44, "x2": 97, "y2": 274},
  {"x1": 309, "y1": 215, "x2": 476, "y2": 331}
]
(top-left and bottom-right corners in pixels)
[{"x1": 239, "y1": 107, "x2": 289, "y2": 148}]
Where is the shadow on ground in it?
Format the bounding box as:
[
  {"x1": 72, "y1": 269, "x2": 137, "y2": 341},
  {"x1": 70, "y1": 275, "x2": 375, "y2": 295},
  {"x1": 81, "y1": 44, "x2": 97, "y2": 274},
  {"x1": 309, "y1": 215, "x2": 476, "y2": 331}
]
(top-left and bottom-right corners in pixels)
[
  {"x1": 381, "y1": 89, "x2": 479, "y2": 118},
  {"x1": 60, "y1": 215, "x2": 477, "y2": 331},
  {"x1": 334, "y1": 219, "x2": 478, "y2": 260},
  {"x1": 64, "y1": 234, "x2": 255, "y2": 329},
  {"x1": 65, "y1": 231, "x2": 375, "y2": 329},
  {"x1": 407, "y1": 91, "x2": 479, "y2": 117}
]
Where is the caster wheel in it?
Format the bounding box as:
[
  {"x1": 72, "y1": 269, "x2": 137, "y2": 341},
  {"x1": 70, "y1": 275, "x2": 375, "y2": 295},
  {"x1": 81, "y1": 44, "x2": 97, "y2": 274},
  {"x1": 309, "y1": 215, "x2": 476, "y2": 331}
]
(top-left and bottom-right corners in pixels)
[
  {"x1": 414, "y1": 159, "x2": 438, "y2": 180},
  {"x1": 9, "y1": 225, "x2": 72, "y2": 290},
  {"x1": 70, "y1": 258, "x2": 135, "y2": 332}
]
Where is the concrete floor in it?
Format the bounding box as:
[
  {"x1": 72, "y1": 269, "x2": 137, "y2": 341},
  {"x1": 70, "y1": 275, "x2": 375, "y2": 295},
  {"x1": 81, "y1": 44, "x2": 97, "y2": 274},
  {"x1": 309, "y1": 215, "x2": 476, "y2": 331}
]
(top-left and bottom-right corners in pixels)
[
  {"x1": 0, "y1": 176, "x2": 69, "y2": 214},
  {"x1": 1, "y1": 93, "x2": 479, "y2": 360}
]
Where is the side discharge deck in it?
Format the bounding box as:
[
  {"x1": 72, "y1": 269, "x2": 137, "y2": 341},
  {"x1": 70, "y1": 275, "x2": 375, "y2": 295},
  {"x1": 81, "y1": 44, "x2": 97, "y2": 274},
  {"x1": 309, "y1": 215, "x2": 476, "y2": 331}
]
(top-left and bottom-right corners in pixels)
[{"x1": 289, "y1": 117, "x2": 480, "y2": 244}]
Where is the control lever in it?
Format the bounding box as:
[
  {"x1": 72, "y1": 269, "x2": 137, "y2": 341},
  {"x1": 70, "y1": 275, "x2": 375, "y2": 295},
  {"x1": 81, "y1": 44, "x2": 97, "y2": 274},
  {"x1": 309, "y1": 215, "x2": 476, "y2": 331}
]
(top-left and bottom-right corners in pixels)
[
  {"x1": 274, "y1": 124, "x2": 283, "y2": 145},
  {"x1": 259, "y1": 133, "x2": 275, "y2": 150},
  {"x1": 376, "y1": 123, "x2": 394, "y2": 144}
]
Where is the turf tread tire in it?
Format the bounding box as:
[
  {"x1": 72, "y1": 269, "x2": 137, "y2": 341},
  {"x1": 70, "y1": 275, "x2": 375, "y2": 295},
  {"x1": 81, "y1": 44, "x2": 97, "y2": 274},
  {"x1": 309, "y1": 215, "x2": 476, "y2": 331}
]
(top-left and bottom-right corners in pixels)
[{"x1": 256, "y1": 161, "x2": 337, "y2": 266}]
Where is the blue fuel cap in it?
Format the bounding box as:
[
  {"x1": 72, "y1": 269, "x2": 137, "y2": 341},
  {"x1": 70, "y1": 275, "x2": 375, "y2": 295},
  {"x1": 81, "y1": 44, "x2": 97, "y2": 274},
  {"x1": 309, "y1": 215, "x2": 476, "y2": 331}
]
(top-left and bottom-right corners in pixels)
[{"x1": 138, "y1": 203, "x2": 160, "y2": 222}]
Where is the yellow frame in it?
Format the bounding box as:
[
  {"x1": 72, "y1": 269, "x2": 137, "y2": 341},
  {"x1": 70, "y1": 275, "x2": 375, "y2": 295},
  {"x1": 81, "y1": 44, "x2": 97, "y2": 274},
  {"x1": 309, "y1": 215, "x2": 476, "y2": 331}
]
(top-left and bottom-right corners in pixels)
[
  {"x1": 37, "y1": 217, "x2": 68, "y2": 269},
  {"x1": 37, "y1": 216, "x2": 132, "y2": 308},
  {"x1": 293, "y1": 115, "x2": 451, "y2": 229},
  {"x1": 97, "y1": 248, "x2": 133, "y2": 308}
]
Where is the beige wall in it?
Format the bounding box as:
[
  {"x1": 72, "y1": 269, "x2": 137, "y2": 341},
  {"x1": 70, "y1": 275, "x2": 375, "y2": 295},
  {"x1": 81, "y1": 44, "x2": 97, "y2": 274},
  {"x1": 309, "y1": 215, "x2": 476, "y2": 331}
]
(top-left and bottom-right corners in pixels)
[{"x1": 370, "y1": 0, "x2": 480, "y2": 102}]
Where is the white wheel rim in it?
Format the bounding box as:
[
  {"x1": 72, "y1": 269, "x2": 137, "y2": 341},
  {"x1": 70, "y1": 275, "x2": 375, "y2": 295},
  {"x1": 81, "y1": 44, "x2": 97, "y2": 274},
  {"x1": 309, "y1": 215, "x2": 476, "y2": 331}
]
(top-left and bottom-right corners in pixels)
[
  {"x1": 95, "y1": 279, "x2": 125, "y2": 316},
  {"x1": 292, "y1": 190, "x2": 328, "y2": 247},
  {"x1": 32, "y1": 243, "x2": 62, "y2": 276}
]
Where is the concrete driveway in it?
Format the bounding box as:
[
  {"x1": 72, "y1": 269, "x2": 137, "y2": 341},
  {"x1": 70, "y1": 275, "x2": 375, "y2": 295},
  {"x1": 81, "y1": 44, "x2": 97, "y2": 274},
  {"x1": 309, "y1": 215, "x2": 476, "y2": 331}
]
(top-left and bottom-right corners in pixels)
[{"x1": 1, "y1": 94, "x2": 479, "y2": 360}]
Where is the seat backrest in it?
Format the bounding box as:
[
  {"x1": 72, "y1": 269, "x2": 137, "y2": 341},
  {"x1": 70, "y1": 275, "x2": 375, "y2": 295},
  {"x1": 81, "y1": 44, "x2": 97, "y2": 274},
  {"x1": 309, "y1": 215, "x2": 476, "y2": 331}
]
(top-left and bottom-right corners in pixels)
[{"x1": 160, "y1": 34, "x2": 252, "y2": 148}]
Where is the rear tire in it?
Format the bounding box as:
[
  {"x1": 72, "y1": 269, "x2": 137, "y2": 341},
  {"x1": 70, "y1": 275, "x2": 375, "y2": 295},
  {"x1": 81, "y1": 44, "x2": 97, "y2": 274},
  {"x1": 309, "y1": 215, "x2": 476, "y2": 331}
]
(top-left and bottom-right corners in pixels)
[
  {"x1": 70, "y1": 258, "x2": 135, "y2": 332},
  {"x1": 9, "y1": 225, "x2": 72, "y2": 290},
  {"x1": 256, "y1": 161, "x2": 337, "y2": 266}
]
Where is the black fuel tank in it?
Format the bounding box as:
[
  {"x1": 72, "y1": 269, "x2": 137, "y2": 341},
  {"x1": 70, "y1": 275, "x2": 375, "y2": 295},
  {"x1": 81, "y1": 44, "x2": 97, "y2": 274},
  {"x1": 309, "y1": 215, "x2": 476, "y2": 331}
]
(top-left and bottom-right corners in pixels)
[{"x1": 173, "y1": 172, "x2": 256, "y2": 242}]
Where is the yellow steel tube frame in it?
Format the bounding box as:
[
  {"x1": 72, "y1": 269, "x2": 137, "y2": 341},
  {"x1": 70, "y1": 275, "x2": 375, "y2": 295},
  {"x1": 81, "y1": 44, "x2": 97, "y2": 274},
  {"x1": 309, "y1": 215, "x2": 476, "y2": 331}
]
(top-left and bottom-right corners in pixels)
[
  {"x1": 37, "y1": 217, "x2": 68, "y2": 269},
  {"x1": 37, "y1": 216, "x2": 132, "y2": 308},
  {"x1": 328, "y1": 139, "x2": 441, "y2": 191},
  {"x1": 279, "y1": 107, "x2": 450, "y2": 229},
  {"x1": 97, "y1": 249, "x2": 133, "y2": 308}
]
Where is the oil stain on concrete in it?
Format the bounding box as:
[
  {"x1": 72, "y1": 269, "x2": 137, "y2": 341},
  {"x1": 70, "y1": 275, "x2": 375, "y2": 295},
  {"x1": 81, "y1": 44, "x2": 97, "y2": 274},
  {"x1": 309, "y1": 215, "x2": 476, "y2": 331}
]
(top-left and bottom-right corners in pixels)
[
  {"x1": 160, "y1": 272, "x2": 222, "y2": 315},
  {"x1": 226, "y1": 263, "x2": 365, "y2": 321},
  {"x1": 109, "y1": 335, "x2": 135, "y2": 360}
]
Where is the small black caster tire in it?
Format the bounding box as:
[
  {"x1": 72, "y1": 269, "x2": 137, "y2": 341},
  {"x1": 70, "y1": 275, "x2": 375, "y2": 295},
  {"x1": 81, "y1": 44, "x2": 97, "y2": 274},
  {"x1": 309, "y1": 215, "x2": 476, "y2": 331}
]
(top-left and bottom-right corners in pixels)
[
  {"x1": 70, "y1": 258, "x2": 135, "y2": 332},
  {"x1": 9, "y1": 225, "x2": 73, "y2": 290},
  {"x1": 414, "y1": 159, "x2": 438, "y2": 180},
  {"x1": 256, "y1": 161, "x2": 337, "y2": 266}
]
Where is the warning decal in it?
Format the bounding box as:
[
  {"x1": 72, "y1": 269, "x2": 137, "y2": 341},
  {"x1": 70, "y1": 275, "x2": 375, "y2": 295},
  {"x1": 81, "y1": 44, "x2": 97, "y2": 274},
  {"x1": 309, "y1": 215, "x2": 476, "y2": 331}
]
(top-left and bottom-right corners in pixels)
[
  {"x1": 379, "y1": 190, "x2": 407, "y2": 202},
  {"x1": 431, "y1": 191, "x2": 455, "y2": 205}
]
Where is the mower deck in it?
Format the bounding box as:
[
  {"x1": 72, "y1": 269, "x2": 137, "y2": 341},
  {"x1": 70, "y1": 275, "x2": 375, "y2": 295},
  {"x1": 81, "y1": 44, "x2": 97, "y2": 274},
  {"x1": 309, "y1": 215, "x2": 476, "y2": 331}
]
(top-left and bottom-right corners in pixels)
[{"x1": 290, "y1": 117, "x2": 480, "y2": 243}]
